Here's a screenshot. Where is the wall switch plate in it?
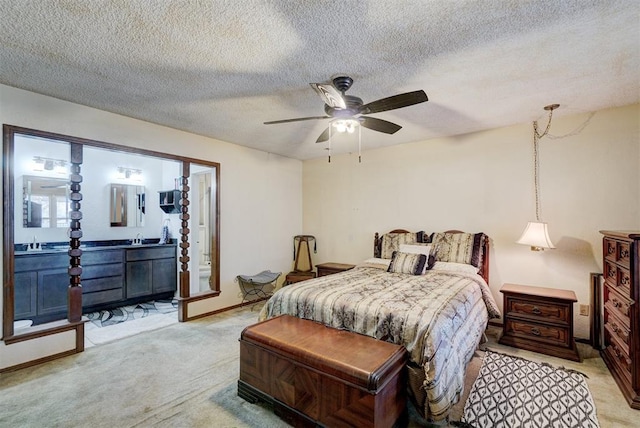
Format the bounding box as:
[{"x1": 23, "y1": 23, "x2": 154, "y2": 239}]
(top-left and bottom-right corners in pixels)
[{"x1": 579, "y1": 304, "x2": 590, "y2": 316}]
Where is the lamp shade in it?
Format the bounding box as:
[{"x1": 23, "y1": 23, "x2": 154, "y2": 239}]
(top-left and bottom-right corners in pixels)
[{"x1": 517, "y1": 221, "x2": 556, "y2": 251}]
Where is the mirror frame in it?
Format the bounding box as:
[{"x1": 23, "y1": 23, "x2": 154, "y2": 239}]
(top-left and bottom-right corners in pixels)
[{"x1": 3, "y1": 124, "x2": 220, "y2": 339}]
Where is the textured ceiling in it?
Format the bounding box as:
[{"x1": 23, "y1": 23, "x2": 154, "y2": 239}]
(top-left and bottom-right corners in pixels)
[{"x1": 1, "y1": 1, "x2": 638, "y2": 160}]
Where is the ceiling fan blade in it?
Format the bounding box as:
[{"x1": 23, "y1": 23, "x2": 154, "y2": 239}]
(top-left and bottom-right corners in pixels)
[
  {"x1": 359, "y1": 90, "x2": 428, "y2": 114},
  {"x1": 315, "y1": 127, "x2": 330, "y2": 143},
  {"x1": 264, "y1": 116, "x2": 329, "y2": 125},
  {"x1": 360, "y1": 116, "x2": 402, "y2": 134},
  {"x1": 310, "y1": 83, "x2": 347, "y2": 109}
]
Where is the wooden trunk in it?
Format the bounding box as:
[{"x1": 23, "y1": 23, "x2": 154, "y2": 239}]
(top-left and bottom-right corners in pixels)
[{"x1": 238, "y1": 315, "x2": 408, "y2": 428}]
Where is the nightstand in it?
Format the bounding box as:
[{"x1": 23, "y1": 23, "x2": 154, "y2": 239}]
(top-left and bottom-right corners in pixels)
[
  {"x1": 499, "y1": 283, "x2": 580, "y2": 362},
  {"x1": 316, "y1": 262, "x2": 356, "y2": 277}
]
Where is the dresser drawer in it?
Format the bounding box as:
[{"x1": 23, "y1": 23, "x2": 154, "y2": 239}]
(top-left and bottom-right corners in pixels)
[
  {"x1": 506, "y1": 297, "x2": 570, "y2": 324},
  {"x1": 604, "y1": 238, "x2": 617, "y2": 262},
  {"x1": 618, "y1": 241, "x2": 631, "y2": 265},
  {"x1": 605, "y1": 309, "x2": 631, "y2": 351},
  {"x1": 604, "y1": 237, "x2": 632, "y2": 265},
  {"x1": 604, "y1": 285, "x2": 632, "y2": 324},
  {"x1": 504, "y1": 319, "x2": 571, "y2": 347},
  {"x1": 605, "y1": 261, "x2": 632, "y2": 297},
  {"x1": 604, "y1": 333, "x2": 633, "y2": 384}
]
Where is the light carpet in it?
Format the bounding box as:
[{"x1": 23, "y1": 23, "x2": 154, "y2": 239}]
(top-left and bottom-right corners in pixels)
[
  {"x1": 0, "y1": 308, "x2": 635, "y2": 427},
  {"x1": 462, "y1": 350, "x2": 599, "y2": 428}
]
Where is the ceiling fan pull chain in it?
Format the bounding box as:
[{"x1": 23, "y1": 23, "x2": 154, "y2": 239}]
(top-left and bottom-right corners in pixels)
[
  {"x1": 358, "y1": 124, "x2": 362, "y2": 163},
  {"x1": 328, "y1": 124, "x2": 332, "y2": 163}
]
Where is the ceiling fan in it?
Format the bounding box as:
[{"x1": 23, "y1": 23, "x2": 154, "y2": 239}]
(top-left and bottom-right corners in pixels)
[{"x1": 264, "y1": 76, "x2": 428, "y2": 143}]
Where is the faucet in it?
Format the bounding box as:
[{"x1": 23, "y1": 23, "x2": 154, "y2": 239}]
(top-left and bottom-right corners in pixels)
[
  {"x1": 28, "y1": 236, "x2": 41, "y2": 251},
  {"x1": 133, "y1": 233, "x2": 143, "y2": 245}
]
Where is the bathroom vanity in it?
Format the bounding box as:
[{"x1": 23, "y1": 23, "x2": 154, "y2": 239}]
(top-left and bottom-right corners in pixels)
[{"x1": 14, "y1": 241, "x2": 177, "y2": 325}]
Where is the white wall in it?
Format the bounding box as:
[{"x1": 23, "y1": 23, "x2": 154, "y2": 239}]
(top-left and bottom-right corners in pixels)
[
  {"x1": 0, "y1": 84, "x2": 302, "y2": 369},
  {"x1": 303, "y1": 104, "x2": 640, "y2": 340},
  {"x1": 13, "y1": 137, "x2": 177, "y2": 244}
]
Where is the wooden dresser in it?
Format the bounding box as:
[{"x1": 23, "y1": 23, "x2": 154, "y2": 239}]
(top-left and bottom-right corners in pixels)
[
  {"x1": 600, "y1": 230, "x2": 640, "y2": 409},
  {"x1": 499, "y1": 283, "x2": 580, "y2": 361}
]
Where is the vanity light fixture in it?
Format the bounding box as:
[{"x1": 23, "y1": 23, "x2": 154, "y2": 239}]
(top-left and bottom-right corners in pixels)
[
  {"x1": 32, "y1": 156, "x2": 68, "y2": 174},
  {"x1": 117, "y1": 166, "x2": 143, "y2": 181},
  {"x1": 517, "y1": 104, "x2": 559, "y2": 251}
]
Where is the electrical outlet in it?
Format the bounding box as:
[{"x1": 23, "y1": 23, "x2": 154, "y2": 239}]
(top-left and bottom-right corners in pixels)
[{"x1": 579, "y1": 304, "x2": 590, "y2": 316}]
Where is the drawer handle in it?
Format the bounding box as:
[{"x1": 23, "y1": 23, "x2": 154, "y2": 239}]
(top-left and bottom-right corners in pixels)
[
  {"x1": 613, "y1": 345, "x2": 621, "y2": 358},
  {"x1": 612, "y1": 345, "x2": 631, "y2": 364},
  {"x1": 611, "y1": 322, "x2": 620, "y2": 334},
  {"x1": 530, "y1": 327, "x2": 541, "y2": 336},
  {"x1": 531, "y1": 307, "x2": 542, "y2": 315}
]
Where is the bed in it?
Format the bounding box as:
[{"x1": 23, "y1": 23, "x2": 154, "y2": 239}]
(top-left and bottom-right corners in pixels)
[{"x1": 259, "y1": 229, "x2": 500, "y2": 421}]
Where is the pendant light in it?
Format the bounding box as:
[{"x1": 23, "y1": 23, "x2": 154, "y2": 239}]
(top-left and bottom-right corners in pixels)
[{"x1": 517, "y1": 104, "x2": 559, "y2": 251}]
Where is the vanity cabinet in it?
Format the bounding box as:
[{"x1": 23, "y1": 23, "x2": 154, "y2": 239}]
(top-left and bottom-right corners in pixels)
[
  {"x1": 14, "y1": 244, "x2": 177, "y2": 325},
  {"x1": 14, "y1": 271, "x2": 37, "y2": 320},
  {"x1": 126, "y1": 246, "x2": 177, "y2": 298},
  {"x1": 81, "y1": 249, "x2": 125, "y2": 309},
  {"x1": 15, "y1": 252, "x2": 71, "y2": 324}
]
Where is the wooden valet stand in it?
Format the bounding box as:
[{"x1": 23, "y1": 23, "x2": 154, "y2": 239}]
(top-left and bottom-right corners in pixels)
[{"x1": 285, "y1": 235, "x2": 317, "y2": 285}]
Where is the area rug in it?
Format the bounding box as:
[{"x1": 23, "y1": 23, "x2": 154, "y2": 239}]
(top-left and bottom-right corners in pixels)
[
  {"x1": 461, "y1": 350, "x2": 599, "y2": 428},
  {"x1": 84, "y1": 298, "x2": 178, "y2": 327}
]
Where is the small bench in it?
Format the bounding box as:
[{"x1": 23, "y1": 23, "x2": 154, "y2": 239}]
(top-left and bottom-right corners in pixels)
[
  {"x1": 238, "y1": 315, "x2": 408, "y2": 428},
  {"x1": 236, "y1": 270, "x2": 280, "y2": 309}
]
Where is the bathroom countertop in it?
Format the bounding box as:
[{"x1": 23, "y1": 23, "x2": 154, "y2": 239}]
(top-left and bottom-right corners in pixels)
[{"x1": 15, "y1": 241, "x2": 176, "y2": 256}]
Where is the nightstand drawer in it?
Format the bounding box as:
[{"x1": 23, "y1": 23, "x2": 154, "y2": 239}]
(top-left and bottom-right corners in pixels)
[
  {"x1": 499, "y1": 283, "x2": 579, "y2": 361},
  {"x1": 506, "y1": 297, "x2": 570, "y2": 324},
  {"x1": 504, "y1": 319, "x2": 571, "y2": 347}
]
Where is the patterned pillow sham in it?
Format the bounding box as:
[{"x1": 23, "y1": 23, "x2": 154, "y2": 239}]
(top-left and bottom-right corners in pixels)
[
  {"x1": 431, "y1": 232, "x2": 486, "y2": 269},
  {"x1": 387, "y1": 251, "x2": 428, "y2": 275},
  {"x1": 380, "y1": 231, "x2": 429, "y2": 259}
]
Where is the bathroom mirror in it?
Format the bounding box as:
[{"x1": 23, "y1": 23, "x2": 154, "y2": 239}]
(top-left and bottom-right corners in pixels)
[
  {"x1": 109, "y1": 183, "x2": 145, "y2": 227},
  {"x1": 22, "y1": 175, "x2": 70, "y2": 228}
]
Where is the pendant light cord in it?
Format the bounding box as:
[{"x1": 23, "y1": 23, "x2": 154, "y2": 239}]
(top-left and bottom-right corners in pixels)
[{"x1": 532, "y1": 108, "x2": 555, "y2": 222}]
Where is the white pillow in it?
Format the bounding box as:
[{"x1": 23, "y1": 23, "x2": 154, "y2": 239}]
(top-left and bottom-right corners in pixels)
[
  {"x1": 399, "y1": 243, "x2": 432, "y2": 256},
  {"x1": 431, "y1": 261, "x2": 479, "y2": 274},
  {"x1": 360, "y1": 257, "x2": 392, "y2": 269}
]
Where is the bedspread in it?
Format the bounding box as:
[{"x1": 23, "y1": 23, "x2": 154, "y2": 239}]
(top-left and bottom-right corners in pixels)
[{"x1": 259, "y1": 265, "x2": 500, "y2": 420}]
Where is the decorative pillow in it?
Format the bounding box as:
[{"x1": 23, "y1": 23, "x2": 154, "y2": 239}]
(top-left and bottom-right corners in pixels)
[
  {"x1": 399, "y1": 244, "x2": 436, "y2": 272},
  {"x1": 431, "y1": 232, "x2": 486, "y2": 269},
  {"x1": 380, "y1": 231, "x2": 428, "y2": 259},
  {"x1": 431, "y1": 261, "x2": 479, "y2": 275},
  {"x1": 387, "y1": 251, "x2": 428, "y2": 275}
]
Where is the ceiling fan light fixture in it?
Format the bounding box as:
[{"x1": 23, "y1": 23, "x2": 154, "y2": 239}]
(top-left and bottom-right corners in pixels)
[{"x1": 332, "y1": 119, "x2": 358, "y2": 133}]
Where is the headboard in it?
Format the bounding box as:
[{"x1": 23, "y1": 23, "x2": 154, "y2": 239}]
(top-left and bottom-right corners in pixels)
[{"x1": 373, "y1": 229, "x2": 490, "y2": 284}]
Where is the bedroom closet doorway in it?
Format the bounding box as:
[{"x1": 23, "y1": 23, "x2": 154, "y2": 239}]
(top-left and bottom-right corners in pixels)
[{"x1": 2, "y1": 125, "x2": 220, "y2": 341}]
